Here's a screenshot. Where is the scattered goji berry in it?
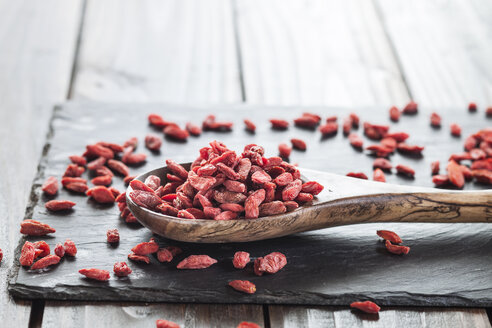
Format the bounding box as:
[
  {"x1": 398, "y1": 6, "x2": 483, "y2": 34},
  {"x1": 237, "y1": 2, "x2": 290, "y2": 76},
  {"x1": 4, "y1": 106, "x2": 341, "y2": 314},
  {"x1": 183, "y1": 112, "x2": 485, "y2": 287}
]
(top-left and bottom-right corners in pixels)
[
  {"x1": 269, "y1": 119, "x2": 289, "y2": 129},
  {"x1": 0, "y1": 248, "x2": 3, "y2": 264},
  {"x1": 402, "y1": 101, "x2": 418, "y2": 115},
  {"x1": 450, "y1": 123, "x2": 462, "y2": 137},
  {"x1": 468, "y1": 102, "x2": 477, "y2": 112},
  {"x1": 157, "y1": 248, "x2": 173, "y2": 262},
  {"x1": 87, "y1": 186, "x2": 115, "y2": 203},
  {"x1": 177, "y1": 255, "x2": 217, "y2": 269},
  {"x1": 431, "y1": 161, "x2": 440, "y2": 175},
  {"x1": 114, "y1": 262, "x2": 132, "y2": 277},
  {"x1": 122, "y1": 152, "x2": 147, "y2": 165},
  {"x1": 45, "y1": 200, "x2": 75, "y2": 212},
  {"x1": 472, "y1": 169, "x2": 492, "y2": 184},
  {"x1": 69, "y1": 155, "x2": 87, "y2": 166},
  {"x1": 156, "y1": 319, "x2": 180, "y2": 328},
  {"x1": 237, "y1": 322, "x2": 260, "y2": 328},
  {"x1": 348, "y1": 133, "x2": 363, "y2": 149},
  {"x1": 396, "y1": 164, "x2": 415, "y2": 178},
  {"x1": 447, "y1": 160, "x2": 465, "y2": 188},
  {"x1": 64, "y1": 239, "x2": 77, "y2": 256},
  {"x1": 291, "y1": 138, "x2": 306, "y2": 150},
  {"x1": 19, "y1": 241, "x2": 36, "y2": 266},
  {"x1": 430, "y1": 112, "x2": 441, "y2": 127},
  {"x1": 385, "y1": 240, "x2": 410, "y2": 255},
  {"x1": 373, "y1": 158, "x2": 392, "y2": 171},
  {"x1": 389, "y1": 106, "x2": 400, "y2": 122},
  {"x1": 20, "y1": 220, "x2": 56, "y2": 236},
  {"x1": 91, "y1": 175, "x2": 112, "y2": 186},
  {"x1": 33, "y1": 241, "x2": 50, "y2": 258},
  {"x1": 79, "y1": 268, "x2": 110, "y2": 281},
  {"x1": 233, "y1": 251, "x2": 250, "y2": 269},
  {"x1": 63, "y1": 164, "x2": 85, "y2": 177},
  {"x1": 243, "y1": 119, "x2": 256, "y2": 133},
  {"x1": 350, "y1": 301, "x2": 380, "y2": 314},
  {"x1": 54, "y1": 243, "x2": 65, "y2": 257},
  {"x1": 128, "y1": 253, "x2": 151, "y2": 264},
  {"x1": 278, "y1": 143, "x2": 292, "y2": 158},
  {"x1": 486, "y1": 106, "x2": 492, "y2": 117},
  {"x1": 346, "y1": 172, "x2": 368, "y2": 179},
  {"x1": 349, "y1": 113, "x2": 360, "y2": 127},
  {"x1": 31, "y1": 254, "x2": 60, "y2": 270},
  {"x1": 319, "y1": 122, "x2": 338, "y2": 136},
  {"x1": 397, "y1": 143, "x2": 424, "y2": 155},
  {"x1": 42, "y1": 176, "x2": 58, "y2": 196},
  {"x1": 107, "y1": 229, "x2": 120, "y2": 243},
  {"x1": 131, "y1": 240, "x2": 159, "y2": 255},
  {"x1": 229, "y1": 280, "x2": 256, "y2": 294},
  {"x1": 373, "y1": 168, "x2": 386, "y2": 182},
  {"x1": 185, "y1": 122, "x2": 202, "y2": 136},
  {"x1": 145, "y1": 134, "x2": 162, "y2": 151},
  {"x1": 202, "y1": 115, "x2": 233, "y2": 131},
  {"x1": 376, "y1": 230, "x2": 402, "y2": 244},
  {"x1": 257, "y1": 252, "x2": 287, "y2": 274}
]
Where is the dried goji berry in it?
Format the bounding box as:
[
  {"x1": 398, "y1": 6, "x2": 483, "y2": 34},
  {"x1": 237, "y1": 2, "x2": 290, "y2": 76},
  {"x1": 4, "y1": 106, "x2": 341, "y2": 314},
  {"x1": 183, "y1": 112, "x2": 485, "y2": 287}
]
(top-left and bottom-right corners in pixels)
[
  {"x1": 232, "y1": 251, "x2": 250, "y2": 269},
  {"x1": 42, "y1": 176, "x2": 58, "y2": 196},
  {"x1": 278, "y1": 143, "x2": 292, "y2": 158},
  {"x1": 63, "y1": 164, "x2": 85, "y2": 177},
  {"x1": 69, "y1": 155, "x2": 87, "y2": 166},
  {"x1": 284, "y1": 201, "x2": 299, "y2": 212},
  {"x1": 402, "y1": 101, "x2": 418, "y2": 115},
  {"x1": 346, "y1": 172, "x2": 368, "y2": 180},
  {"x1": 348, "y1": 133, "x2": 363, "y2": 149},
  {"x1": 0, "y1": 248, "x2": 3, "y2": 264},
  {"x1": 450, "y1": 123, "x2": 462, "y2": 137},
  {"x1": 447, "y1": 160, "x2": 465, "y2": 188},
  {"x1": 486, "y1": 106, "x2": 492, "y2": 117},
  {"x1": 148, "y1": 113, "x2": 171, "y2": 128},
  {"x1": 389, "y1": 106, "x2": 400, "y2": 122},
  {"x1": 350, "y1": 301, "x2": 380, "y2": 314},
  {"x1": 33, "y1": 241, "x2": 50, "y2": 258},
  {"x1": 87, "y1": 186, "x2": 115, "y2": 203},
  {"x1": 385, "y1": 132, "x2": 409, "y2": 143},
  {"x1": 86, "y1": 144, "x2": 114, "y2": 159},
  {"x1": 20, "y1": 220, "x2": 56, "y2": 236},
  {"x1": 376, "y1": 230, "x2": 402, "y2": 244},
  {"x1": 122, "y1": 152, "x2": 147, "y2": 165},
  {"x1": 219, "y1": 203, "x2": 244, "y2": 212},
  {"x1": 91, "y1": 175, "x2": 112, "y2": 186},
  {"x1": 363, "y1": 122, "x2": 389, "y2": 140},
  {"x1": 366, "y1": 144, "x2": 392, "y2": 158},
  {"x1": 128, "y1": 253, "x2": 151, "y2": 264},
  {"x1": 237, "y1": 322, "x2": 260, "y2": 328},
  {"x1": 157, "y1": 248, "x2": 173, "y2": 262},
  {"x1": 186, "y1": 122, "x2": 202, "y2": 136},
  {"x1": 397, "y1": 143, "x2": 424, "y2": 155},
  {"x1": 269, "y1": 119, "x2": 289, "y2": 129},
  {"x1": 294, "y1": 114, "x2": 320, "y2": 128},
  {"x1": 54, "y1": 243, "x2": 65, "y2": 257},
  {"x1": 202, "y1": 115, "x2": 233, "y2": 131},
  {"x1": 373, "y1": 158, "x2": 392, "y2": 171},
  {"x1": 396, "y1": 164, "x2": 415, "y2": 178},
  {"x1": 431, "y1": 161, "x2": 440, "y2": 175},
  {"x1": 319, "y1": 122, "x2": 338, "y2": 136},
  {"x1": 214, "y1": 210, "x2": 238, "y2": 220},
  {"x1": 113, "y1": 262, "x2": 132, "y2": 277},
  {"x1": 79, "y1": 268, "x2": 110, "y2": 281},
  {"x1": 163, "y1": 125, "x2": 189, "y2": 141},
  {"x1": 430, "y1": 112, "x2": 441, "y2": 127},
  {"x1": 468, "y1": 102, "x2": 477, "y2": 112},
  {"x1": 64, "y1": 239, "x2": 77, "y2": 256},
  {"x1": 65, "y1": 182, "x2": 89, "y2": 193},
  {"x1": 45, "y1": 200, "x2": 76, "y2": 211},
  {"x1": 229, "y1": 280, "x2": 256, "y2": 294},
  {"x1": 156, "y1": 319, "x2": 180, "y2": 328},
  {"x1": 243, "y1": 119, "x2": 256, "y2": 133},
  {"x1": 259, "y1": 201, "x2": 287, "y2": 216},
  {"x1": 257, "y1": 252, "x2": 287, "y2": 274},
  {"x1": 177, "y1": 255, "x2": 217, "y2": 269},
  {"x1": 472, "y1": 169, "x2": 492, "y2": 184},
  {"x1": 19, "y1": 241, "x2": 36, "y2": 266},
  {"x1": 107, "y1": 229, "x2": 120, "y2": 243},
  {"x1": 95, "y1": 166, "x2": 114, "y2": 177},
  {"x1": 144, "y1": 175, "x2": 161, "y2": 190},
  {"x1": 373, "y1": 168, "x2": 386, "y2": 182},
  {"x1": 31, "y1": 254, "x2": 60, "y2": 270},
  {"x1": 349, "y1": 113, "x2": 360, "y2": 127},
  {"x1": 132, "y1": 239, "x2": 159, "y2": 255},
  {"x1": 385, "y1": 240, "x2": 410, "y2": 255},
  {"x1": 145, "y1": 134, "x2": 162, "y2": 151},
  {"x1": 291, "y1": 138, "x2": 306, "y2": 150}
]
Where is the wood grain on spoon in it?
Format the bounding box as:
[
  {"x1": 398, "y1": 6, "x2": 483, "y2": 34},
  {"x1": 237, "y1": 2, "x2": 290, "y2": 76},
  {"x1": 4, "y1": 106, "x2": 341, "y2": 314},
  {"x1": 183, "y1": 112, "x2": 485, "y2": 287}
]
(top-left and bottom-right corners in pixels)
[{"x1": 126, "y1": 164, "x2": 492, "y2": 243}]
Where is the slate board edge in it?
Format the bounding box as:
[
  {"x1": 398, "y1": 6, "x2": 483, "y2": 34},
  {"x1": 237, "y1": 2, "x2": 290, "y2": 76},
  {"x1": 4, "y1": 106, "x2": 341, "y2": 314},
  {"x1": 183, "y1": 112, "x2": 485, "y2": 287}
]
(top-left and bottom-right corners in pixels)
[{"x1": 8, "y1": 104, "x2": 62, "y2": 294}]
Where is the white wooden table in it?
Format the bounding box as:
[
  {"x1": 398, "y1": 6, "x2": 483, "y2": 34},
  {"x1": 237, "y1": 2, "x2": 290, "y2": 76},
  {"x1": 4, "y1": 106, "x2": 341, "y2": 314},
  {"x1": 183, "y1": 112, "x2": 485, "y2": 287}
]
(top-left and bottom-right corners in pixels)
[{"x1": 0, "y1": 0, "x2": 491, "y2": 327}]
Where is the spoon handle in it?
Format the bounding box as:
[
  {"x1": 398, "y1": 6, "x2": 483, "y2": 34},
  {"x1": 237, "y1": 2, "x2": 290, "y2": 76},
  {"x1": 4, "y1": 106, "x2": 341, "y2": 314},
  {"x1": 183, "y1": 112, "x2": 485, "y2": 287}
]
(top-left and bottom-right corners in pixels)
[{"x1": 316, "y1": 191, "x2": 492, "y2": 227}]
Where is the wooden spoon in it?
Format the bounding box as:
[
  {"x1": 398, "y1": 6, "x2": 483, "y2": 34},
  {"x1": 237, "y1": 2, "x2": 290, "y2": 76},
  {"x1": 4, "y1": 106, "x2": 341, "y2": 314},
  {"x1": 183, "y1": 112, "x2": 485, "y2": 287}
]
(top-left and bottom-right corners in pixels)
[{"x1": 126, "y1": 163, "x2": 492, "y2": 243}]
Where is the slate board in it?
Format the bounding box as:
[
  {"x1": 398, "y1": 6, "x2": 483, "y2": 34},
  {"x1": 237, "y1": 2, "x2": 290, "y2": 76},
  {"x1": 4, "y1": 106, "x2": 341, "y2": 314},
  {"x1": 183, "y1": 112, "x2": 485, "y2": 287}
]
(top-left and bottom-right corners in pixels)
[{"x1": 9, "y1": 102, "x2": 492, "y2": 307}]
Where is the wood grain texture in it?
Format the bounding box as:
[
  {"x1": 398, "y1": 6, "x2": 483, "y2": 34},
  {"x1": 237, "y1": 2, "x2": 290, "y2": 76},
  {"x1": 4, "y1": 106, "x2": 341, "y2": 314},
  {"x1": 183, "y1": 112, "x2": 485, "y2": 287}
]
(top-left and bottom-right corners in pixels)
[
  {"x1": 42, "y1": 302, "x2": 264, "y2": 328},
  {"x1": 72, "y1": 0, "x2": 241, "y2": 103},
  {"x1": 376, "y1": 0, "x2": 492, "y2": 108},
  {"x1": 269, "y1": 306, "x2": 492, "y2": 328},
  {"x1": 235, "y1": 0, "x2": 410, "y2": 106},
  {"x1": 0, "y1": 0, "x2": 82, "y2": 326}
]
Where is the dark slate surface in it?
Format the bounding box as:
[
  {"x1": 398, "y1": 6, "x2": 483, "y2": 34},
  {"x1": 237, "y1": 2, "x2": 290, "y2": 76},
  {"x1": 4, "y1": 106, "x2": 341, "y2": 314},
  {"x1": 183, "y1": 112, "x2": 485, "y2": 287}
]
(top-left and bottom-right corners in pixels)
[{"x1": 8, "y1": 102, "x2": 492, "y2": 306}]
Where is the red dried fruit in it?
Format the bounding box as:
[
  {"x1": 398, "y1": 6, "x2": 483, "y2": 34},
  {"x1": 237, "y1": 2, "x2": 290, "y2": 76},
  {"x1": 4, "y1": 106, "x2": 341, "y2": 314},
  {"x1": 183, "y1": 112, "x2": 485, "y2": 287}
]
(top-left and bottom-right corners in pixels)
[
  {"x1": 486, "y1": 106, "x2": 492, "y2": 117},
  {"x1": 114, "y1": 262, "x2": 132, "y2": 277},
  {"x1": 45, "y1": 200, "x2": 76, "y2": 211},
  {"x1": 447, "y1": 160, "x2": 465, "y2": 188},
  {"x1": 63, "y1": 164, "x2": 85, "y2": 177},
  {"x1": 145, "y1": 175, "x2": 161, "y2": 190},
  {"x1": 389, "y1": 106, "x2": 400, "y2": 122},
  {"x1": 156, "y1": 319, "x2": 180, "y2": 328},
  {"x1": 220, "y1": 203, "x2": 244, "y2": 212},
  {"x1": 145, "y1": 134, "x2": 162, "y2": 151},
  {"x1": 202, "y1": 115, "x2": 233, "y2": 131},
  {"x1": 243, "y1": 119, "x2": 256, "y2": 133},
  {"x1": 319, "y1": 122, "x2": 338, "y2": 136},
  {"x1": 165, "y1": 160, "x2": 189, "y2": 180},
  {"x1": 128, "y1": 253, "x2": 151, "y2": 264},
  {"x1": 385, "y1": 240, "x2": 410, "y2": 255},
  {"x1": 233, "y1": 251, "x2": 250, "y2": 269},
  {"x1": 132, "y1": 240, "x2": 159, "y2": 255},
  {"x1": 54, "y1": 243, "x2": 65, "y2": 257},
  {"x1": 366, "y1": 144, "x2": 393, "y2": 158},
  {"x1": 20, "y1": 219, "x2": 56, "y2": 236},
  {"x1": 148, "y1": 113, "x2": 170, "y2": 128},
  {"x1": 65, "y1": 182, "x2": 89, "y2": 193},
  {"x1": 87, "y1": 156, "x2": 107, "y2": 171},
  {"x1": 178, "y1": 209, "x2": 196, "y2": 219},
  {"x1": 237, "y1": 322, "x2": 260, "y2": 328},
  {"x1": 98, "y1": 142, "x2": 124, "y2": 154},
  {"x1": 259, "y1": 201, "x2": 287, "y2": 216},
  {"x1": 229, "y1": 280, "x2": 256, "y2": 294},
  {"x1": 33, "y1": 241, "x2": 50, "y2": 258},
  {"x1": 257, "y1": 252, "x2": 287, "y2": 274},
  {"x1": 109, "y1": 187, "x2": 120, "y2": 197},
  {"x1": 42, "y1": 176, "x2": 58, "y2": 196},
  {"x1": 177, "y1": 255, "x2": 217, "y2": 269},
  {"x1": 283, "y1": 200, "x2": 299, "y2": 212},
  {"x1": 95, "y1": 166, "x2": 114, "y2": 177},
  {"x1": 472, "y1": 169, "x2": 492, "y2": 184},
  {"x1": 244, "y1": 189, "x2": 265, "y2": 219},
  {"x1": 300, "y1": 181, "x2": 324, "y2": 195},
  {"x1": 342, "y1": 117, "x2": 352, "y2": 135},
  {"x1": 373, "y1": 168, "x2": 386, "y2": 182},
  {"x1": 269, "y1": 119, "x2": 289, "y2": 129},
  {"x1": 396, "y1": 164, "x2": 415, "y2": 177},
  {"x1": 61, "y1": 177, "x2": 87, "y2": 186},
  {"x1": 397, "y1": 143, "x2": 424, "y2": 155},
  {"x1": 107, "y1": 229, "x2": 119, "y2": 243},
  {"x1": 186, "y1": 122, "x2": 202, "y2": 136},
  {"x1": 19, "y1": 241, "x2": 36, "y2": 266},
  {"x1": 251, "y1": 170, "x2": 272, "y2": 184},
  {"x1": 373, "y1": 158, "x2": 392, "y2": 171},
  {"x1": 291, "y1": 138, "x2": 306, "y2": 150},
  {"x1": 350, "y1": 301, "x2": 380, "y2": 314},
  {"x1": 468, "y1": 102, "x2": 477, "y2": 112},
  {"x1": 450, "y1": 123, "x2": 462, "y2": 137},
  {"x1": 86, "y1": 144, "x2": 114, "y2": 159},
  {"x1": 214, "y1": 210, "x2": 238, "y2": 220},
  {"x1": 157, "y1": 248, "x2": 173, "y2": 262},
  {"x1": 0, "y1": 248, "x2": 3, "y2": 264},
  {"x1": 363, "y1": 122, "x2": 389, "y2": 140},
  {"x1": 432, "y1": 174, "x2": 450, "y2": 187},
  {"x1": 402, "y1": 101, "x2": 418, "y2": 114},
  {"x1": 130, "y1": 179, "x2": 155, "y2": 192},
  {"x1": 64, "y1": 239, "x2": 77, "y2": 256},
  {"x1": 430, "y1": 112, "x2": 441, "y2": 127},
  {"x1": 294, "y1": 114, "x2": 319, "y2": 128},
  {"x1": 348, "y1": 133, "x2": 363, "y2": 149},
  {"x1": 69, "y1": 155, "x2": 87, "y2": 166},
  {"x1": 105, "y1": 160, "x2": 128, "y2": 178},
  {"x1": 278, "y1": 143, "x2": 292, "y2": 158},
  {"x1": 385, "y1": 132, "x2": 409, "y2": 143},
  {"x1": 346, "y1": 172, "x2": 368, "y2": 180},
  {"x1": 122, "y1": 152, "x2": 147, "y2": 165},
  {"x1": 31, "y1": 254, "x2": 60, "y2": 270},
  {"x1": 87, "y1": 186, "x2": 115, "y2": 203},
  {"x1": 91, "y1": 175, "x2": 112, "y2": 186},
  {"x1": 431, "y1": 161, "x2": 440, "y2": 175},
  {"x1": 470, "y1": 148, "x2": 486, "y2": 160},
  {"x1": 377, "y1": 230, "x2": 402, "y2": 244},
  {"x1": 163, "y1": 125, "x2": 189, "y2": 141},
  {"x1": 79, "y1": 268, "x2": 110, "y2": 281}
]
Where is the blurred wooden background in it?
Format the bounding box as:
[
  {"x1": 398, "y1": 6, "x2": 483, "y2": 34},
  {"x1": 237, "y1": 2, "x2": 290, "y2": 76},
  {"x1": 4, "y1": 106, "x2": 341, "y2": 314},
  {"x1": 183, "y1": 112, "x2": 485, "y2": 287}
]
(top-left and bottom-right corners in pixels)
[{"x1": 0, "y1": 0, "x2": 491, "y2": 327}]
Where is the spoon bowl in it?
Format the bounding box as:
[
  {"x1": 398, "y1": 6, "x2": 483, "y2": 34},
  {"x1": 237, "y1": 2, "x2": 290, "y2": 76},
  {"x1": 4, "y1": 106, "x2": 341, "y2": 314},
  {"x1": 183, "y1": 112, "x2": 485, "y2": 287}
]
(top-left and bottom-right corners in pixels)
[{"x1": 126, "y1": 163, "x2": 492, "y2": 243}]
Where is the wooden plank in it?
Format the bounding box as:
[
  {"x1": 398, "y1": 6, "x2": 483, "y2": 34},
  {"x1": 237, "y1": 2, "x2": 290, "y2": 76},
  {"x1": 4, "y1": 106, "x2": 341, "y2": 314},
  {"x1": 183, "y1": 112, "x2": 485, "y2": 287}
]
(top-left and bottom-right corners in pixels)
[
  {"x1": 235, "y1": 0, "x2": 410, "y2": 106},
  {"x1": 42, "y1": 302, "x2": 264, "y2": 328},
  {"x1": 375, "y1": 0, "x2": 492, "y2": 108},
  {"x1": 269, "y1": 306, "x2": 492, "y2": 328},
  {"x1": 0, "y1": 0, "x2": 83, "y2": 327},
  {"x1": 71, "y1": 0, "x2": 241, "y2": 103},
  {"x1": 43, "y1": 0, "x2": 259, "y2": 327}
]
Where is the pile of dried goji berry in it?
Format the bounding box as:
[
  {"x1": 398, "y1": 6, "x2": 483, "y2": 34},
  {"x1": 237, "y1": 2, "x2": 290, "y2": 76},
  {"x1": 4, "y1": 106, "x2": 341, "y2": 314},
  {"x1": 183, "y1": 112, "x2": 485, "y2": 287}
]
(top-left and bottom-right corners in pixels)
[{"x1": 128, "y1": 140, "x2": 324, "y2": 220}]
